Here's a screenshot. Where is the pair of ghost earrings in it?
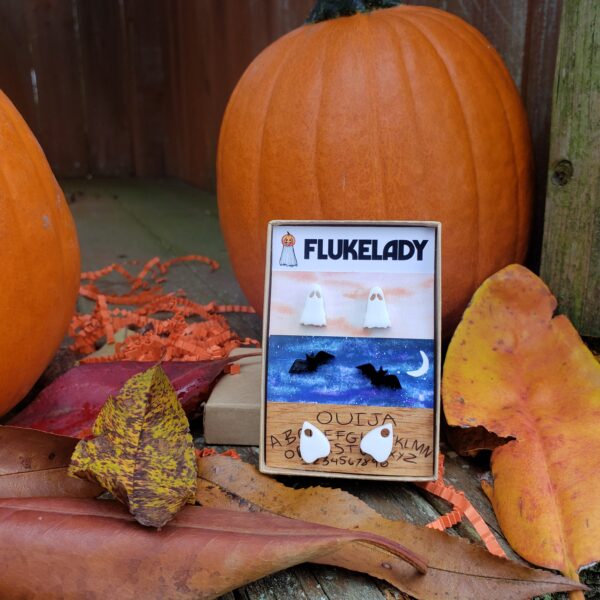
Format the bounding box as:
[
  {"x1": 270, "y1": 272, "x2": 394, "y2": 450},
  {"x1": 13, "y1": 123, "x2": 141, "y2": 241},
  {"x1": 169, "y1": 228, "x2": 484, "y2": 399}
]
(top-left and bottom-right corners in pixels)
[
  {"x1": 300, "y1": 284, "x2": 391, "y2": 329},
  {"x1": 299, "y1": 421, "x2": 393, "y2": 464}
]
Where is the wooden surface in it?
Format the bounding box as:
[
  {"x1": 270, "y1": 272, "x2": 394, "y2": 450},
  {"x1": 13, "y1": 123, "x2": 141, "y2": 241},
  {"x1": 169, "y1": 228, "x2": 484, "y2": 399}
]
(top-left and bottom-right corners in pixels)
[
  {"x1": 0, "y1": 0, "x2": 563, "y2": 263},
  {"x1": 30, "y1": 178, "x2": 593, "y2": 599},
  {"x1": 540, "y1": 0, "x2": 600, "y2": 337},
  {"x1": 0, "y1": 0, "x2": 313, "y2": 180},
  {"x1": 162, "y1": 0, "x2": 314, "y2": 190},
  {"x1": 62, "y1": 178, "x2": 262, "y2": 341}
]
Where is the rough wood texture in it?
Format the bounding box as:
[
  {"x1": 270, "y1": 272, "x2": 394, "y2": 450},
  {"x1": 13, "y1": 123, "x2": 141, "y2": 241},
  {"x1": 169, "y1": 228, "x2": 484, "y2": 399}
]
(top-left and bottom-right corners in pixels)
[
  {"x1": 540, "y1": 0, "x2": 600, "y2": 336},
  {"x1": 162, "y1": 0, "x2": 314, "y2": 189},
  {"x1": 0, "y1": 1, "x2": 37, "y2": 137},
  {"x1": 76, "y1": 0, "x2": 132, "y2": 175},
  {"x1": 24, "y1": 0, "x2": 88, "y2": 176},
  {"x1": 521, "y1": 0, "x2": 564, "y2": 269}
]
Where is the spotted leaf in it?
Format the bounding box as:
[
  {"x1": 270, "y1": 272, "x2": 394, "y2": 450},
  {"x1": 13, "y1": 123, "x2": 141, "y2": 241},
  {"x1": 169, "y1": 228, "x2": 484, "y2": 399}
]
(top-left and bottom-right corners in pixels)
[{"x1": 69, "y1": 365, "x2": 197, "y2": 528}]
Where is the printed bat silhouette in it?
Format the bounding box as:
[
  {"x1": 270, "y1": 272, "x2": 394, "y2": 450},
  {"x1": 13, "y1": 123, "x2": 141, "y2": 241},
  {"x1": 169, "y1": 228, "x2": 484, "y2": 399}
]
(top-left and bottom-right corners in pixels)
[
  {"x1": 289, "y1": 351, "x2": 335, "y2": 374},
  {"x1": 356, "y1": 363, "x2": 402, "y2": 390}
]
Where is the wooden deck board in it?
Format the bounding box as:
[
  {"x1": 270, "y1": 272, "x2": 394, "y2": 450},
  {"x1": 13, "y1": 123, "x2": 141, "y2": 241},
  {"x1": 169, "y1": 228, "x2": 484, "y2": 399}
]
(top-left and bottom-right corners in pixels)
[{"x1": 62, "y1": 178, "x2": 262, "y2": 340}]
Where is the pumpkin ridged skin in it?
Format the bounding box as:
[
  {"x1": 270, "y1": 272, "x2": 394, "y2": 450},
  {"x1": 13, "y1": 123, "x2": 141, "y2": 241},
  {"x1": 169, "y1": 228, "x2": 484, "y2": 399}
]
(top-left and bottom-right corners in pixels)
[
  {"x1": 217, "y1": 5, "x2": 533, "y2": 332},
  {"x1": 0, "y1": 91, "x2": 80, "y2": 416}
]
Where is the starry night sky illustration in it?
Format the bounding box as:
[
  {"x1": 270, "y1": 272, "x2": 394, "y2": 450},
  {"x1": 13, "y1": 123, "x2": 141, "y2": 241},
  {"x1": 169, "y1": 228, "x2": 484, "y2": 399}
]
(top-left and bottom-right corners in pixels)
[{"x1": 267, "y1": 335, "x2": 435, "y2": 409}]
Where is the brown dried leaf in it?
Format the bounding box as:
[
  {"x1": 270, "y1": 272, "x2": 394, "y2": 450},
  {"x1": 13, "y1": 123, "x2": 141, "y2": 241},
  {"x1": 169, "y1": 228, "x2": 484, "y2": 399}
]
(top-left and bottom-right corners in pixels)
[
  {"x1": 0, "y1": 426, "x2": 102, "y2": 498},
  {"x1": 0, "y1": 497, "x2": 427, "y2": 599},
  {"x1": 445, "y1": 425, "x2": 514, "y2": 457},
  {"x1": 69, "y1": 365, "x2": 197, "y2": 528},
  {"x1": 196, "y1": 455, "x2": 585, "y2": 599}
]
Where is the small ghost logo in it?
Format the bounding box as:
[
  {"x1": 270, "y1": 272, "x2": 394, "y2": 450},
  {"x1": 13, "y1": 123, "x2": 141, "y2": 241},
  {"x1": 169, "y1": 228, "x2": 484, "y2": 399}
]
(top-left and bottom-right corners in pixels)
[
  {"x1": 363, "y1": 286, "x2": 391, "y2": 328},
  {"x1": 300, "y1": 284, "x2": 326, "y2": 327},
  {"x1": 279, "y1": 231, "x2": 298, "y2": 267}
]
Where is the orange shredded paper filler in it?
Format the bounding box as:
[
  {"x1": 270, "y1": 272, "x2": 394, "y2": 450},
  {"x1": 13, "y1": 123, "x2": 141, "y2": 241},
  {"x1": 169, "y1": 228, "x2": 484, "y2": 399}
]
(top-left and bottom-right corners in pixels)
[
  {"x1": 417, "y1": 455, "x2": 506, "y2": 558},
  {"x1": 70, "y1": 255, "x2": 259, "y2": 362}
]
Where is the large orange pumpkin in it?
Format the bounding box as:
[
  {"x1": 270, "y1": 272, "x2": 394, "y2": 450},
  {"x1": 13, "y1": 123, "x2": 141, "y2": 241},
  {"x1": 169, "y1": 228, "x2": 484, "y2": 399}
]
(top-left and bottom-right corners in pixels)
[
  {"x1": 217, "y1": 0, "x2": 533, "y2": 332},
  {"x1": 0, "y1": 91, "x2": 80, "y2": 416}
]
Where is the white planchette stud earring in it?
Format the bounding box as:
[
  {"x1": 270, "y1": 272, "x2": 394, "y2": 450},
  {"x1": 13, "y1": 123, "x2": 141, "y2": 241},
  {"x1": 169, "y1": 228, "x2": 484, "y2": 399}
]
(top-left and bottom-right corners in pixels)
[
  {"x1": 299, "y1": 421, "x2": 330, "y2": 463},
  {"x1": 300, "y1": 284, "x2": 327, "y2": 326},
  {"x1": 360, "y1": 424, "x2": 393, "y2": 463}
]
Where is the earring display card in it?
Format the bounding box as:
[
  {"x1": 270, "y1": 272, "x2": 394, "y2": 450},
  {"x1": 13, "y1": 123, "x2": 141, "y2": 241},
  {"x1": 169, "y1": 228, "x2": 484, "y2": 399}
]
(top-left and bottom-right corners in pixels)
[{"x1": 260, "y1": 221, "x2": 441, "y2": 481}]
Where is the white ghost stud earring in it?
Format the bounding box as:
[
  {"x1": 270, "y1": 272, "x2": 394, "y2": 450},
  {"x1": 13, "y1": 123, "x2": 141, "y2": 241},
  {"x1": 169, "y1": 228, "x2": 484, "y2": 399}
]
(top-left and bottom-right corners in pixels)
[
  {"x1": 300, "y1": 284, "x2": 327, "y2": 326},
  {"x1": 299, "y1": 421, "x2": 330, "y2": 463},
  {"x1": 363, "y1": 286, "x2": 391, "y2": 328},
  {"x1": 360, "y1": 424, "x2": 393, "y2": 463}
]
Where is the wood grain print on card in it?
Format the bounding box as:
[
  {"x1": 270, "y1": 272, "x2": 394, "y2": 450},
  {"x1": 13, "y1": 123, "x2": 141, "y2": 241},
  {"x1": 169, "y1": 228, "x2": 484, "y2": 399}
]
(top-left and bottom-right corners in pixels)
[{"x1": 265, "y1": 402, "x2": 435, "y2": 479}]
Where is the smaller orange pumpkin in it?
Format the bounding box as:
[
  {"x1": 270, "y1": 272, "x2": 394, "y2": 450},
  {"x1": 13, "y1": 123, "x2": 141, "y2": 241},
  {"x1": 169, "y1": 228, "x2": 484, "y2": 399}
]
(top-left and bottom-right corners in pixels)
[
  {"x1": 281, "y1": 232, "x2": 296, "y2": 247},
  {"x1": 0, "y1": 90, "x2": 80, "y2": 416}
]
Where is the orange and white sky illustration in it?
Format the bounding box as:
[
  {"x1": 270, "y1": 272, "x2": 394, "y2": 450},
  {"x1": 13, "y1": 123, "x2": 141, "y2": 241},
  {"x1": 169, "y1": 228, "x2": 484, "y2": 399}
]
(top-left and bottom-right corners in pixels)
[{"x1": 269, "y1": 271, "x2": 435, "y2": 339}]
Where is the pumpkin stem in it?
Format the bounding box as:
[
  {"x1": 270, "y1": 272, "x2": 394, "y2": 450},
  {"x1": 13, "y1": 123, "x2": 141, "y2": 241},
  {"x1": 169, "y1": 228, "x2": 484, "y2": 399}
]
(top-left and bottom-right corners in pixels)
[{"x1": 307, "y1": 0, "x2": 400, "y2": 23}]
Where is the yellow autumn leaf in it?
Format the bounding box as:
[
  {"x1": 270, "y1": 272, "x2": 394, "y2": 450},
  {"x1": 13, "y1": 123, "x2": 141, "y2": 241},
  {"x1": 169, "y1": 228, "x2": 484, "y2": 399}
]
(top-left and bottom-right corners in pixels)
[
  {"x1": 69, "y1": 365, "x2": 197, "y2": 528},
  {"x1": 443, "y1": 265, "x2": 600, "y2": 587}
]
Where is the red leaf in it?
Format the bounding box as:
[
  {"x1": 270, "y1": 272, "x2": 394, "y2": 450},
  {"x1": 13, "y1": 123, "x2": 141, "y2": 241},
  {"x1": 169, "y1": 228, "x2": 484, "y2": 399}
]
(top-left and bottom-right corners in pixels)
[
  {"x1": 9, "y1": 359, "x2": 235, "y2": 438},
  {"x1": 0, "y1": 498, "x2": 426, "y2": 599}
]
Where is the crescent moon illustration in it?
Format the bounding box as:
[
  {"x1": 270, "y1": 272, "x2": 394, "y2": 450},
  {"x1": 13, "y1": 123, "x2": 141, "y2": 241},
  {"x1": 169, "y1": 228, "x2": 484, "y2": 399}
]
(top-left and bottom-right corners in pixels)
[{"x1": 406, "y1": 350, "x2": 429, "y2": 377}]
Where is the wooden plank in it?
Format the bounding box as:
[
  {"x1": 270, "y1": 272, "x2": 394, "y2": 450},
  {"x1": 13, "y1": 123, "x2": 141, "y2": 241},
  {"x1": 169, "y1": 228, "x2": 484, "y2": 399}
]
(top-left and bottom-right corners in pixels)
[
  {"x1": 240, "y1": 568, "x2": 314, "y2": 600},
  {"x1": 75, "y1": 0, "x2": 132, "y2": 175},
  {"x1": 290, "y1": 566, "x2": 330, "y2": 600},
  {"x1": 163, "y1": 0, "x2": 311, "y2": 190},
  {"x1": 163, "y1": 0, "x2": 215, "y2": 188},
  {"x1": 351, "y1": 479, "x2": 444, "y2": 527},
  {"x1": 123, "y1": 0, "x2": 167, "y2": 177},
  {"x1": 0, "y1": 1, "x2": 37, "y2": 131},
  {"x1": 309, "y1": 565, "x2": 386, "y2": 600},
  {"x1": 521, "y1": 0, "x2": 564, "y2": 269},
  {"x1": 0, "y1": 0, "x2": 562, "y2": 208},
  {"x1": 24, "y1": 0, "x2": 88, "y2": 176},
  {"x1": 419, "y1": 450, "x2": 521, "y2": 561},
  {"x1": 540, "y1": 0, "x2": 600, "y2": 336},
  {"x1": 161, "y1": 0, "x2": 185, "y2": 181},
  {"x1": 189, "y1": 0, "x2": 224, "y2": 190},
  {"x1": 61, "y1": 178, "x2": 262, "y2": 340}
]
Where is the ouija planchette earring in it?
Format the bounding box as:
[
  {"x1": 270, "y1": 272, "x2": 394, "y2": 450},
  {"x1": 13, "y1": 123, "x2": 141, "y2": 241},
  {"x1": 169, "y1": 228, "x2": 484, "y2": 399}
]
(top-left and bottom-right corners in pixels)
[
  {"x1": 360, "y1": 424, "x2": 393, "y2": 463},
  {"x1": 299, "y1": 421, "x2": 330, "y2": 463},
  {"x1": 363, "y1": 286, "x2": 391, "y2": 328},
  {"x1": 300, "y1": 284, "x2": 327, "y2": 327}
]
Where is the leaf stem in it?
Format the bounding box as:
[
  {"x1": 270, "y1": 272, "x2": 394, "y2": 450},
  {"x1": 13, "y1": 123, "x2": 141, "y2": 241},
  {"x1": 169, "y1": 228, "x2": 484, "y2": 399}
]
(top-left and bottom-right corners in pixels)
[{"x1": 356, "y1": 532, "x2": 428, "y2": 574}]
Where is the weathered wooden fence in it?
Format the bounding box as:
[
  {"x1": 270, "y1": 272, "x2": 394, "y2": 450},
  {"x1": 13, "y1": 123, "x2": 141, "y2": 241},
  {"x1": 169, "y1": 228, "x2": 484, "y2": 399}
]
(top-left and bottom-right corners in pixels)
[
  {"x1": 0, "y1": 0, "x2": 313, "y2": 182},
  {"x1": 540, "y1": 0, "x2": 599, "y2": 337},
  {"x1": 0, "y1": 1, "x2": 560, "y2": 189}
]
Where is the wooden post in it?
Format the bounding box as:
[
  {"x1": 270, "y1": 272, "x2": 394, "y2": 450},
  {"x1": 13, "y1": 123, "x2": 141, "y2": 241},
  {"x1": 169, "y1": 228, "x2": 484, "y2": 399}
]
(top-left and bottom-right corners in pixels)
[{"x1": 541, "y1": 0, "x2": 600, "y2": 337}]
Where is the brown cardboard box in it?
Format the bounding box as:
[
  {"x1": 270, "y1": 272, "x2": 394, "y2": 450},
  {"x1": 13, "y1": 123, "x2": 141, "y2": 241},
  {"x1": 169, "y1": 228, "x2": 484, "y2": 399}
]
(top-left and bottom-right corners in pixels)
[{"x1": 203, "y1": 350, "x2": 262, "y2": 446}]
